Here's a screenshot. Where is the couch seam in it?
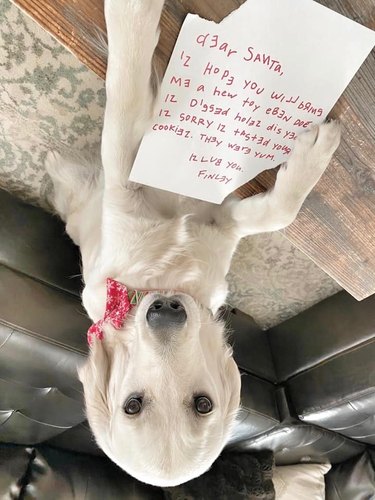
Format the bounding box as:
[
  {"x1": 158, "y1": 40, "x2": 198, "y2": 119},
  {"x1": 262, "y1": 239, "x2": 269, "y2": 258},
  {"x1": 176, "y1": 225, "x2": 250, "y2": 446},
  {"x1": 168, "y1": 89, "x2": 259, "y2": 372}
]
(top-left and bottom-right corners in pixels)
[
  {"x1": 237, "y1": 364, "x2": 277, "y2": 385},
  {"x1": 0, "y1": 262, "x2": 82, "y2": 300},
  {"x1": 240, "y1": 405, "x2": 280, "y2": 424},
  {"x1": 285, "y1": 336, "x2": 375, "y2": 383},
  {"x1": 0, "y1": 319, "x2": 87, "y2": 356},
  {"x1": 298, "y1": 387, "x2": 375, "y2": 418}
]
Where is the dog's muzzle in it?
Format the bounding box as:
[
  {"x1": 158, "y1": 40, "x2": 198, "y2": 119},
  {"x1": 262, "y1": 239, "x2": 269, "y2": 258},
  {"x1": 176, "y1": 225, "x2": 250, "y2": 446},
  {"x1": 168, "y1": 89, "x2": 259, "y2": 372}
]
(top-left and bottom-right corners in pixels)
[{"x1": 146, "y1": 297, "x2": 187, "y2": 330}]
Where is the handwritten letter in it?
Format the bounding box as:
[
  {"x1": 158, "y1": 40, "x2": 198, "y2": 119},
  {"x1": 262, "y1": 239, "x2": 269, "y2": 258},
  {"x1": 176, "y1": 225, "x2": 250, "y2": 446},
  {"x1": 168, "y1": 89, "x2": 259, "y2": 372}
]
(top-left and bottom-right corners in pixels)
[{"x1": 130, "y1": 0, "x2": 375, "y2": 203}]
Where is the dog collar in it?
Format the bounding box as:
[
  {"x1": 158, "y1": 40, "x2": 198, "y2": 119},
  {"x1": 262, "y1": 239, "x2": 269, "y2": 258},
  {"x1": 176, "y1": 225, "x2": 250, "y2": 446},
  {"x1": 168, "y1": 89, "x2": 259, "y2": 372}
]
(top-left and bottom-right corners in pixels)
[{"x1": 87, "y1": 278, "x2": 149, "y2": 346}]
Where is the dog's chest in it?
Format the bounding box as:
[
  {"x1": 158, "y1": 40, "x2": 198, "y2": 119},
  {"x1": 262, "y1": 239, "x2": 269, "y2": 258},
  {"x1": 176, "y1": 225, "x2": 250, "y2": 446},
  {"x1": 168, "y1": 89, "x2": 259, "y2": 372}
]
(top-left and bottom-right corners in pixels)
[{"x1": 143, "y1": 187, "x2": 217, "y2": 223}]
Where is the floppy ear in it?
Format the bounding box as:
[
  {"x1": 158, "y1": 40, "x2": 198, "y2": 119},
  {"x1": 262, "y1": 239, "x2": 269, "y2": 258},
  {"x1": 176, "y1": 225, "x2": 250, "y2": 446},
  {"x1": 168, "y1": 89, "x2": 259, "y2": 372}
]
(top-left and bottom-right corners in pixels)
[
  {"x1": 78, "y1": 327, "x2": 131, "y2": 428},
  {"x1": 202, "y1": 318, "x2": 241, "y2": 433},
  {"x1": 219, "y1": 347, "x2": 242, "y2": 440},
  {"x1": 78, "y1": 337, "x2": 114, "y2": 426}
]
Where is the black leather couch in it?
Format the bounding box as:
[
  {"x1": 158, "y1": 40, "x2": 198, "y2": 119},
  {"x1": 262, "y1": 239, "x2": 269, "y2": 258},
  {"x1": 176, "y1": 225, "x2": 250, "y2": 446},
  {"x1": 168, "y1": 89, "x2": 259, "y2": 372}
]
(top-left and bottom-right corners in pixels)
[{"x1": 0, "y1": 188, "x2": 374, "y2": 497}]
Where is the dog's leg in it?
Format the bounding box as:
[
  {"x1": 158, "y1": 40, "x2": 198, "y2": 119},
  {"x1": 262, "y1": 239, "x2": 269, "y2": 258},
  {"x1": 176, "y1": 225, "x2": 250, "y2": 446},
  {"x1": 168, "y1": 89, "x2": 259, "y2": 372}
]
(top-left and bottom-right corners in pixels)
[
  {"x1": 102, "y1": 0, "x2": 163, "y2": 189},
  {"x1": 229, "y1": 121, "x2": 341, "y2": 237},
  {"x1": 100, "y1": 0, "x2": 164, "y2": 250},
  {"x1": 46, "y1": 150, "x2": 100, "y2": 222}
]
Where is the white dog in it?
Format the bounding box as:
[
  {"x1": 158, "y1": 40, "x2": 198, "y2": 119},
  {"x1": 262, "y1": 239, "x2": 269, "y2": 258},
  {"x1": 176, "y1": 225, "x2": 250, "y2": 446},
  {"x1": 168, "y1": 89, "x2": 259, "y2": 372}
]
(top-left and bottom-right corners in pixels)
[{"x1": 45, "y1": 0, "x2": 340, "y2": 487}]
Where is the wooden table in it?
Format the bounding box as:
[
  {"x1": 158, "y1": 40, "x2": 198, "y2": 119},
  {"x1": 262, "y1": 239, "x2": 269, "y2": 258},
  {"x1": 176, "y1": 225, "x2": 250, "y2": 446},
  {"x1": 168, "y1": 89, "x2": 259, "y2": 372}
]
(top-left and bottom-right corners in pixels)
[{"x1": 12, "y1": 0, "x2": 375, "y2": 300}]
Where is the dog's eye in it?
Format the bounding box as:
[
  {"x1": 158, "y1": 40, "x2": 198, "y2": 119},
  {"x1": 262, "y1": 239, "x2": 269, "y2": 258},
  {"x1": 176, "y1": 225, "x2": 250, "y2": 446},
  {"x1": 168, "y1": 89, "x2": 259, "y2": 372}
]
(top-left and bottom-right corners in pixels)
[
  {"x1": 194, "y1": 396, "x2": 213, "y2": 414},
  {"x1": 124, "y1": 397, "x2": 143, "y2": 415}
]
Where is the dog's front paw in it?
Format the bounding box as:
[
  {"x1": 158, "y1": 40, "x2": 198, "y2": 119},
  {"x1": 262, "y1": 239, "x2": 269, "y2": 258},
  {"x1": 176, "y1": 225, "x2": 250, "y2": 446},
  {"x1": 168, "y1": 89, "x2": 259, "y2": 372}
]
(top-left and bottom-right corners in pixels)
[
  {"x1": 104, "y1": 0, "x2": 164, "y2": 53},
  {"x1": 294, "y1": 121, "x2": 341, "y2": 161},
  {"x1": 105, "y1": 0, "x2": 164, "y2": 24},
  {"x1": 284, "y1": 121, "x2": 341, "y2": 182},
  {"x1": 276, "y1": 121, "x2": 341, "y2": 200}
]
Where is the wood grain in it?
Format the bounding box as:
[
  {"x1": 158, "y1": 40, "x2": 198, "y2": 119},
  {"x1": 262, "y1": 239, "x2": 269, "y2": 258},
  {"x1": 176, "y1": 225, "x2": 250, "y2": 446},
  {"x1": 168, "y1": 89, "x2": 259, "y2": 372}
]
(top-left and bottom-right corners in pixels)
[{"x1": 11, "y1": 0, "x2": 375, "y2": 300}]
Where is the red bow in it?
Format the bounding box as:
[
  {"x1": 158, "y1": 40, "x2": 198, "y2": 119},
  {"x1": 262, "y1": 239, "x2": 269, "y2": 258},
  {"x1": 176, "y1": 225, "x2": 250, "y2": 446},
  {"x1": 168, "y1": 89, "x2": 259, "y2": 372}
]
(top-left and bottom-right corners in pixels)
[{"x1": 87, "y1": 278, "x2": 147, "y2": 346}]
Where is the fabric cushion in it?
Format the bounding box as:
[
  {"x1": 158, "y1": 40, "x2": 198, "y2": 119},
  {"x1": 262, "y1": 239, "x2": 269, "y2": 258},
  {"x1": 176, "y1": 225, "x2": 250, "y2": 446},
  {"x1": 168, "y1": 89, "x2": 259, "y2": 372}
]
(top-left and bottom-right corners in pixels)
[{"x1": 273, "y1": 463, "x2": 331, "y2": 499}]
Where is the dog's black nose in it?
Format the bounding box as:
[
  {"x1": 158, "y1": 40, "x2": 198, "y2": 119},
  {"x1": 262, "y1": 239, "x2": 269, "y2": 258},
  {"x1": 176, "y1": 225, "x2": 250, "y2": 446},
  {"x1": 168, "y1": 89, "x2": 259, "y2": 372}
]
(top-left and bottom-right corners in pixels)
[{"x1": 146, "y1": 298, "x2": 187, "y2": 330}]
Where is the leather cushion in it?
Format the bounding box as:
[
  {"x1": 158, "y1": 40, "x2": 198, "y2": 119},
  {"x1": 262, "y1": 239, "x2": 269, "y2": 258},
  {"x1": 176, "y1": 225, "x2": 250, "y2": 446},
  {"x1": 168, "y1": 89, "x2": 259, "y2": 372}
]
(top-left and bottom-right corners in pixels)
[
  {"x1": 0, "y1": 266, "x2": 90, "y2": 445},
  {"x1": 226, "y1": 308, "x2": 277, "y2": 383},
  {"x1": 286, "y1": 338, "x2": 375, "y2": 445},
  {"x1": 268, "y1": 291, "x2": 375, "y2": 382},
  {"x1": 0, "y1": 188, "x2": 81, "y2": 296},
  {"x1": 0, "y1": 321, "x2": 85, "y2": 402},
  {"x1": 46, "y1": 422, "x2": 103, "y2": 457},
  {"x1": 23, "y1": 446, "x2": 163, "y2": 500},
  {"x1": 230, "y1": 420, "x2": 366, "y2": 466},
  {"x1": 230, "y1": 387, "x2": 367, "y2": 466},
  {"x1": 325, "y1": 450, "x2": 375, "y2": 500},
  {"x1": 0, "y1": 265, "x2": 90, "y2": 355},
  {"x1": 0, "y1": 444, "x2": 31, "y2": 498},
  {"x1": 228, "y1": 373, "x2": 280, "y2": 445}
]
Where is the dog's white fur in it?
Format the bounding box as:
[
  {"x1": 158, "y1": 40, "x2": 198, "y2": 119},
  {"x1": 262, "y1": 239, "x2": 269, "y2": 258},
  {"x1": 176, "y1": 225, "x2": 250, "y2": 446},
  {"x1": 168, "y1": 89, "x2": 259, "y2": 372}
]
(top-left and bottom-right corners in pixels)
[{"x1": 45, "y1": 0, "x2": 340, "y2": 487}]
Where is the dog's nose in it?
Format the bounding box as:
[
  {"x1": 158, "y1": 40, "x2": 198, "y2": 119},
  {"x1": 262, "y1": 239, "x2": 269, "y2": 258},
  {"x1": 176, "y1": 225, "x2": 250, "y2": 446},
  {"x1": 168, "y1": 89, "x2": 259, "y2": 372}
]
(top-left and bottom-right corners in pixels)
[{"x1": 146, "y1": 298, "x2": 187, "y2": 330}]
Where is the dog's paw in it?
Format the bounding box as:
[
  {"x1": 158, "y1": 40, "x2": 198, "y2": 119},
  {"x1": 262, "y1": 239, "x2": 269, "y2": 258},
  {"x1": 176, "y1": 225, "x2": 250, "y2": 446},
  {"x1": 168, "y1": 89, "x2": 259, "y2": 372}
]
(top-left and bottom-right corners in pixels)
[
  {"x1": 276, "y1": 121, "x2": 340, "y2": 197},
  {"x1": 293, "y1": 121, "x2": 341, "y2": 160},
  {"x1": 104, "y1": 0, "x2": 164, "y2": 55},
  {"x1": 105, "y1": 0, "x2": 164, "y2": 24}
]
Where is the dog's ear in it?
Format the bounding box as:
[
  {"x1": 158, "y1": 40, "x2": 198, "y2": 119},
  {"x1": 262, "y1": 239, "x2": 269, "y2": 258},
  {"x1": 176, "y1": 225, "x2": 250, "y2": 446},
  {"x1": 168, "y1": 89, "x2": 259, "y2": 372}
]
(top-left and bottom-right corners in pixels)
[
  {"x1": 78, "y1": 329, "x2": 131, "y2": 455},
  {"x1": 78, "y1": 334, "x2": 115, "y2": 427},
  {"x1": 202, "y1": 320, "x2": 241, "y2": 432},
  {"x1": 78, "y1": 339, "x2": 111, "y2": 421},
  {"x1": 219, "y1": 347, "x2": 242, "y2": 439}
]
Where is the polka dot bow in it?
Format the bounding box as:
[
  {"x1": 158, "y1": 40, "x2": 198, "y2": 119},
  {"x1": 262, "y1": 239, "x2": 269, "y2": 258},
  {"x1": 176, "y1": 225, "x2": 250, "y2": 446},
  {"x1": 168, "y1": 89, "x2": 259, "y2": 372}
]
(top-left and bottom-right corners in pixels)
[{"x1": 87, "y1": 278, "x2": 148, "y2": 346}]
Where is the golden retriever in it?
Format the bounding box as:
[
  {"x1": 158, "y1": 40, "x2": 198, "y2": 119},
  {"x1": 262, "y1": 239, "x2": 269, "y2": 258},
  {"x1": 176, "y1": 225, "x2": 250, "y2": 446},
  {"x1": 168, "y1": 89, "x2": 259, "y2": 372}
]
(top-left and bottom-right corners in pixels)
[{"x1": 45, "y1": 0, "x2": 340, "y2": 487}]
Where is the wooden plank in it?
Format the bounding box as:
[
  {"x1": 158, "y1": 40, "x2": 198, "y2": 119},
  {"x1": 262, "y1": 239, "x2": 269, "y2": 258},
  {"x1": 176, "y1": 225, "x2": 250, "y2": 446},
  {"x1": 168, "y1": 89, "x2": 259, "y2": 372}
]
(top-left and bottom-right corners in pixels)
[
  {"x1": 283, "y1": 0, "x2": 375, "y2": 300},
  {"x1": 10, "y1": 0, "x2": 107, "y2": 78},
  {"x1": 10, "y1": 0, "x2": 375, "y2": 300}
]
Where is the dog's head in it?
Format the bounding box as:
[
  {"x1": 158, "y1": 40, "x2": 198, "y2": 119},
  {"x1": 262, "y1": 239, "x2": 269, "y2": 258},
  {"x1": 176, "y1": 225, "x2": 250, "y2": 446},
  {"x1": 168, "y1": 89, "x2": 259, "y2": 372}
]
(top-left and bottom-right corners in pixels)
[{"x1": 78, "y1": 292, "x2": 241, "y2": 487}]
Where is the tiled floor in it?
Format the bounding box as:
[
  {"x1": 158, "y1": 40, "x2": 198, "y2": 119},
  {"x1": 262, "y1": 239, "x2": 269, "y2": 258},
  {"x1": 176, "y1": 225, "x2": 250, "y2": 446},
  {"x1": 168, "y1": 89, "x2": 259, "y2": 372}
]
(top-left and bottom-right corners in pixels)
[{"x1": 0, "y1": 0, "x2": 341, "y2": 328}]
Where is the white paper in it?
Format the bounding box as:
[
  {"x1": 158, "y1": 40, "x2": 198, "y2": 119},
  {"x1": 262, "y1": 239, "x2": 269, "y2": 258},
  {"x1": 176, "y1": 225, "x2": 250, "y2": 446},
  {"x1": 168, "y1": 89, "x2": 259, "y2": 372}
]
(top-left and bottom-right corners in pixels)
[{"x1": 130, "y1": 0, "x2": 375, "y2": 203}]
